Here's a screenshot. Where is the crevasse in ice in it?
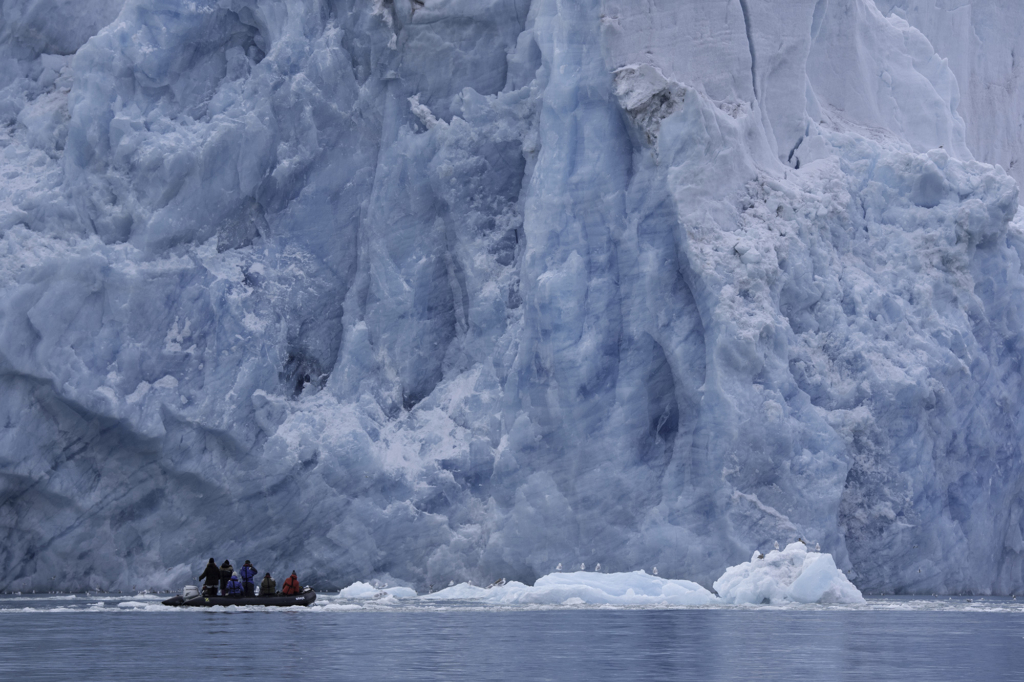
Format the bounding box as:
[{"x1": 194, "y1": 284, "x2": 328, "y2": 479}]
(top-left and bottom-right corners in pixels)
[{"x1": 1, "y1": 0, "x2": 1023, "y2": 596}]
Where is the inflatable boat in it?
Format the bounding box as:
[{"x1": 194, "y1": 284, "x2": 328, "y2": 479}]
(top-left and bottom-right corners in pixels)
[{"x1": 162, "y1": 585, "x2": 316, "y2": 607}]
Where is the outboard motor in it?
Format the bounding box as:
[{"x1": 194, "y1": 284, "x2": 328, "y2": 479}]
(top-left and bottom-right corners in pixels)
[{"x1": 183, "y1": 585, "x2": 200, "y2": 600}]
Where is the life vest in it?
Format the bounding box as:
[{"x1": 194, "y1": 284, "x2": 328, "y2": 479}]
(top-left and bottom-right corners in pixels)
[
  {"x1": 282, "y1": 575, "x2": 300, "y2": 595},
  {"x1": 225, "y1": 576, "x2": 244, "y2": 596}
]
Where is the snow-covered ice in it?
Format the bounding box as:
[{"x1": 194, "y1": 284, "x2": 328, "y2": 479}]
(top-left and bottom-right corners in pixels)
[
  {"x1": 412, "y1": 547, "x2": 861, "y2": 606},
  {"x1": 1, "y1": 0, "x2": 1024, "y2": 598},
  {"x1": 714, "y1": 542, "x2": 865, "y2": 605},
  {"x1": 337, "y1": 581, "x2": 418, "y2": 600},
  {"x1": 420, "y1": 571, "x2": 717, "y2": 607},
  {"x1": 873, "y1": 1, "x2": 1024, "y2": 190}
]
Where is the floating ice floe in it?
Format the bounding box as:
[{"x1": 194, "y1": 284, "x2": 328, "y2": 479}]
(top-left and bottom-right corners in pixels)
[
  {"x1": 420, "y1": 571, "x2": 716, "y2": 606},
  {"x1": 713, "y1": 542, "x2": 865, "y2": 605},
  {"x1": 336, "y1": 581, "x2": 417, "y2": 600},
  {"x1": 335, "y1": 545, "x2": 863, "y2": 607}
]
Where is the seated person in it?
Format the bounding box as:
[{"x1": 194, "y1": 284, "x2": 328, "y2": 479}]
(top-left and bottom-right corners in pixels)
[
  {"x1": 259, "y1": 572, "x2": 276, "y2": 596},
  {"x1": 224, "y1": 572, "x2": 244, "y2": 598},
  {"x1": 281, "y1": 571, "x2": 301, "y2": 595}
]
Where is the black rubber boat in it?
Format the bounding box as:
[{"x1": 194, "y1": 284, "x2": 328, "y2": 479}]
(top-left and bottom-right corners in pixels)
[{"x1": 162, "y1": 587, "x2": 316, "y2": 607}]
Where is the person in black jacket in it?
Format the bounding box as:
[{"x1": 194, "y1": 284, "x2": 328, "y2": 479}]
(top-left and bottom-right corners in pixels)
[
  {"x1": 259, "y1": 572, "x2": 276, "y2": 597},
  {"x1": 198, "y1": 558, "x2": 219, "y2": 596},
  {"x1": 219, "y1": 560, "x2": 233, "y2": 596}
]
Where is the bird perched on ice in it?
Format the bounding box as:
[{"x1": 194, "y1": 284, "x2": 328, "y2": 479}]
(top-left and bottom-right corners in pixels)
[
  {"x1": 774, "y1": 541, "x2": 780, "y2": 550},
  {"x1": 815, "y1": 543, "x2": 820, "y2": 552},
  {"x1": 757, "y1": 553, "x2": 765, "y2": 560},
  {"x1": 556, "y1": 563, "x2": 562, "y2": 572},
  {"x1": 653, "y1": 566, "x2": 658, "y2": 575},
  {"x1": 580, "y1": 563, "x2": 586, "y2": 571},
  {"x1": 595, "y1": 563, "x2": 601, "y2": 572}
]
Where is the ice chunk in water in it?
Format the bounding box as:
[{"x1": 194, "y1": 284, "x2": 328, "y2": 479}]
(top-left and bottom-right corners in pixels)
[
  {"x1": 420, "y1": 571, "x2": 717, "y2": 606},
  {"x1": 713, "y1": 543, "x2": 865, "y2": 605},
  {"x1": 337, "y1": 582, "x2": 417, "y2": 600}
]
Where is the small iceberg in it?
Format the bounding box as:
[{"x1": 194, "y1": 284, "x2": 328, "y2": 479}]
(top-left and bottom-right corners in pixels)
[
  {"x1": 337, "y1": 581, "x2": 417, "y2": 600},
  {"x1": 334, "y1": 543, "x2": 864, "y2": 607},
  {"x1": 713, "y1": 542, "x2": 865, "y2": 605},
  {"x1": 421, "y1": 571, "x2": 717, "y2": 606}
]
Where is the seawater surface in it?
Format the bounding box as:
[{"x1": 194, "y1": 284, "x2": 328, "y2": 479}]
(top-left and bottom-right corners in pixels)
[{"x1": 1, "y1": 594, "x2": 1022, "y2": 680}]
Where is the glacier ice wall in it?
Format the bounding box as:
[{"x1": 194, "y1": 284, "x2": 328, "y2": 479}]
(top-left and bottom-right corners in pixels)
[
  {"x1": 1, "y1": 0, "x2": 1023, "y2": 595},
  {"x1": 874, "y1": 0, "x2": 1024, "y2": 192}
]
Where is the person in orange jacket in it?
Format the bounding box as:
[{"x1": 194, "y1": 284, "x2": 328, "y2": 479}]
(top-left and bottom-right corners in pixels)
[{"x1": 281, "y1": 571, "x2": 301, "y2": 595}]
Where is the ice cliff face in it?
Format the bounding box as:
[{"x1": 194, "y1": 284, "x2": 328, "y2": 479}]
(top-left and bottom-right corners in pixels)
[
  {"x1": 1, "y1": 0, "x2": 1023, "y2": 595},
  {"x1": 874, "y1": 0, "x2": 1024, "y2": 192}
]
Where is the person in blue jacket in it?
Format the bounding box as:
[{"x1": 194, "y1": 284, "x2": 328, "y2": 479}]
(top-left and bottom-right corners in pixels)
[
  {"x1": 239, "y1": 560, "x2": 258, "y2": 597},
  {"x1": 224, "y1": 572, "x2": 244, "y2": 598}
]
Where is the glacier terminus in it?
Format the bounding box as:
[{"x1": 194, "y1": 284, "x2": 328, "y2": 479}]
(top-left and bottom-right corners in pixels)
[{"x1": 2, "y1": 0, "x2": 1024, "y2": 597}]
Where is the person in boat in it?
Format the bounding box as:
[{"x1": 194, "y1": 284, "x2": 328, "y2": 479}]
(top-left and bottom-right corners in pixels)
[
  {"x1": 225, "y1": 572, "x2": 244, "y2": 598},
  {"x1": 281, "y1": 571, "x2": 301, "y2": 595},
  {"x1": 259, "y1": 572, "x2": 276, "y2": 596},
  {"x1": 198, "y1": 558, "x2": 220, "y2": 596},
  {"x1": 240, "y1": 560, "x2": 258, "y2": 597},
  {"x1": 219, "y1": 560, "x2": 233, "y2": 596}
]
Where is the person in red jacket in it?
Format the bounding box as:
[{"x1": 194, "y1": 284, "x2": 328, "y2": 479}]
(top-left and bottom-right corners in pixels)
[{"x1": 281, "y1": 571, "x2": 301, "y2": 595}]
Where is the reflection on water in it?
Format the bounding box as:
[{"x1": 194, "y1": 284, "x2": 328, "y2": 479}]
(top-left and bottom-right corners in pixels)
[{"x1": 0, "y1": 596, "x2": 1022, "y2": 681}]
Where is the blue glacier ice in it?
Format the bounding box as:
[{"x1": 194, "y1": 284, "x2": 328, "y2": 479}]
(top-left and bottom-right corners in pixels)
[{"x1": 1, "y1": 0, "x2": 1024, "y2": 596}]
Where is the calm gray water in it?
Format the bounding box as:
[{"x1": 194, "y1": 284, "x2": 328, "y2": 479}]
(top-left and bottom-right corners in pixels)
[{"x1": 1, "y1": 595, "x2": 1022, "y2": 680}]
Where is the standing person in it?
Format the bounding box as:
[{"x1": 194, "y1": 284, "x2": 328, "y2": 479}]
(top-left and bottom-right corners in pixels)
[
  {"x1": 281, "y1": 571, "x2": 301, "y2": 595},
  {"x1": 198, "y1": 558, "x2": 219, "y2": 596},
  {"x1": 219, "y1": 560, "x2": 233, "y2": 596},
  {"x1": 259, "y1": 572, "x2": 276, "y2": 597},
  {"x1": 240, "y1": 560, "x2": 258, "y2": 597},
  {"x1": 224, "y1": 572, "x2": 244, "y2": 599}
]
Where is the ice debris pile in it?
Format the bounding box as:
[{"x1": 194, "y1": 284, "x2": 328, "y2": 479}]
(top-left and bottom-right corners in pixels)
[
  {"x1": 714, "y1": 543, "x2": 865, "y2": 605},
  {"x1": 420, "y1": 571, "x2": 715, "y2": 607},
  {"x1": 334, "y1": 545, "x2": 863, "y2": 607},
  {"x1": 2, "y1": 0, "x2": 1024, "y2": 596},
  {"x1": 336, "y1": 582, "x2": 417, "y2": 600}
]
